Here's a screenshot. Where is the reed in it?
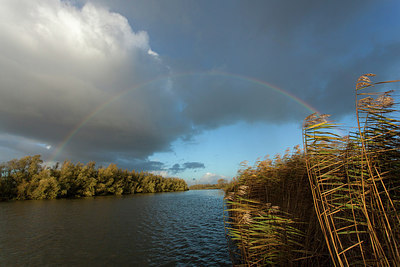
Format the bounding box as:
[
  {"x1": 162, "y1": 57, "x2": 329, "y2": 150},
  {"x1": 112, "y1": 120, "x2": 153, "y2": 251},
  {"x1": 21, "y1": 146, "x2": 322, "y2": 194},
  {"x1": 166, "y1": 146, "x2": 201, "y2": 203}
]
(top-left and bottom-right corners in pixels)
[
  {"x1": 225, "y1": 147, "x2": 330, "y2": 266},
  {"x1": 225, "y1": 74, "x2": 400, "y2": 266},
  {"x1": 303, "y1": 74, "x2": 400, "y2": 266}
]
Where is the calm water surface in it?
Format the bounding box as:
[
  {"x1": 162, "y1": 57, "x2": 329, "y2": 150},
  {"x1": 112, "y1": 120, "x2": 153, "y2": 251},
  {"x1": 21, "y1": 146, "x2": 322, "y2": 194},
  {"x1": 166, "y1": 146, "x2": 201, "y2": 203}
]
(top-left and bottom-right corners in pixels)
[{"x1": 0, "y1": 189, "x2": 231, "y2": 266}]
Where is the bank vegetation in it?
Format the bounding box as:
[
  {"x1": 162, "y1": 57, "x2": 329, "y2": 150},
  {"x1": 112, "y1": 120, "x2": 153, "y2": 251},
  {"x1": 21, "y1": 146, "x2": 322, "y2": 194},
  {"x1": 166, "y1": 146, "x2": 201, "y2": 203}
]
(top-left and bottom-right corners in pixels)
[
  {"x1": 0, "y1": 157, "x2": 188, "y2": 201},
  {"x1": 189, "y1": 179, "x2": 228, "y2": 190},
  {"x1": 225, "y1": 74, "x2": 400, "y2": 266}
]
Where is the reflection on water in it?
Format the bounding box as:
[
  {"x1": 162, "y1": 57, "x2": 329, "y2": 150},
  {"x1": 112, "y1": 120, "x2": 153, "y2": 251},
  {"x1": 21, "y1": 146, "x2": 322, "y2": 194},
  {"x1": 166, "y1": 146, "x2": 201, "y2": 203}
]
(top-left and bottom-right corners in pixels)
[{"x1": 0, "y1": 190, "x2": 231, "y2": 266}]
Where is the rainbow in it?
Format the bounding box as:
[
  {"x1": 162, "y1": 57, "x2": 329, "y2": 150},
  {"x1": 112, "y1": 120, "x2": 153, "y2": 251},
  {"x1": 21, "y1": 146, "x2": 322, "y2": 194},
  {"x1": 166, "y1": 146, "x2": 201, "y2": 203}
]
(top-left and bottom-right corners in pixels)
[{"x1": 48, "y1": 71, "x2": 321, "y2": 162}]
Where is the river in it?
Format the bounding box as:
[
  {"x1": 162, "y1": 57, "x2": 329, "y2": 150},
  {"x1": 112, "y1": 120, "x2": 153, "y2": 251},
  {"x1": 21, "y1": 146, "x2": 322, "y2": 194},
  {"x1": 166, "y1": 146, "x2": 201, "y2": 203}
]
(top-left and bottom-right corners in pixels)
[{"x1": 0, "y1": 189, "x2": 231, "y2": 266}]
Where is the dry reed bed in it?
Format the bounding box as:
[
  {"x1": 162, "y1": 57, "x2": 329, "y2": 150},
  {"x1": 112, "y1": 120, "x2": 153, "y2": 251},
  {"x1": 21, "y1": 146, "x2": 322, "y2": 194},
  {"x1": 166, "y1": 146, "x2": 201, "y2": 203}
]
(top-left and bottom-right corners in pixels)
[{"x1": 225, "y1": 74, "x2": 400, "y2": 266}]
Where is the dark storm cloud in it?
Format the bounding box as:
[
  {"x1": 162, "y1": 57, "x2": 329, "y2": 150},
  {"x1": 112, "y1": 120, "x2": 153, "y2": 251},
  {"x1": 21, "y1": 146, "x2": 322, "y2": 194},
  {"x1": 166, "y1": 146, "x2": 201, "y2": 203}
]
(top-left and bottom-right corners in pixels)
[
  {"x1": 169, "y1": 162, "x2": 205, "y2": 174},
  {"x1": 100, "y1": 159, "x2": 205, "y2": 174},
  {"x1": 0, "y1": 134, "x2": 54, "y2": 162},
  {"x1": 183, "y1": 162, "x2": 205, "y2": 169},
  {"x1": 169, "y1": 164, "x2": 182, "y2": 173},
  {"x1": 1, "y1": 0, "x2": 400, "y2": 171},
  {"x1": 128, "y1": 159, "x2": 165, "y2": 172},
  {"x1": 89, "y1": 0, "x2": 400, "y2": 120}
]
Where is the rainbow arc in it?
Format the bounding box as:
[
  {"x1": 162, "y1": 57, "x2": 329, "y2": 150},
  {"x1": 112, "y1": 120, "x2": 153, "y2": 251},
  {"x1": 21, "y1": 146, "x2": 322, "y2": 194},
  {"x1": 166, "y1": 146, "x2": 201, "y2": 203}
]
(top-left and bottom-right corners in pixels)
[{"x1": 49, "y1": 71, "x2": 322, "y2": 162}]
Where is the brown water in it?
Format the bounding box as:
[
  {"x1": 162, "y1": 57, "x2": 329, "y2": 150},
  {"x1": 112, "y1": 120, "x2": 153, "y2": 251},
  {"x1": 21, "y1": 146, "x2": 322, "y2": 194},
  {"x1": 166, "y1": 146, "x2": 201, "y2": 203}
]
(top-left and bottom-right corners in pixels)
[{"x1": 0, "y1": 189, "x2": 231, "y2": 266}]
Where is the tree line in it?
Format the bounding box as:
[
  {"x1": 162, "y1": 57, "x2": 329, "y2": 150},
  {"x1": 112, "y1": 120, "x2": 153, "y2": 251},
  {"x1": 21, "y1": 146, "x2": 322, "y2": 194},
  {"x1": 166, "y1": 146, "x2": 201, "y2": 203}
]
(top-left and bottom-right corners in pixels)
[
  {"x1": 189, "y1": 178, "x2": 228, "y2": 190},
  {"x1": 0, "y1": 155, "x2": 188, "y2": 201}
]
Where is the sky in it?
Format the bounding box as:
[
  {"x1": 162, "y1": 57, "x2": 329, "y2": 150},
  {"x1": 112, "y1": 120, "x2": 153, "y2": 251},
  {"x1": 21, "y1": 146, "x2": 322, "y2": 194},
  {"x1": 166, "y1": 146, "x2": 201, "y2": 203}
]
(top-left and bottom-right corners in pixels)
[{"x1": 0, "y1": 0, "x2": 400, "y2": 185}]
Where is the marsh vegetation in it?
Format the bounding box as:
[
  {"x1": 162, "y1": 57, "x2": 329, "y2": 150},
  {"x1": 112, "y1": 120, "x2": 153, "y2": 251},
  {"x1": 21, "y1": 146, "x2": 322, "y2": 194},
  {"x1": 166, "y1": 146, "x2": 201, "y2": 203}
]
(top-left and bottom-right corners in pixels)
[{"x1": 225, "y1": 74, "x2": 400, "y2": 266}]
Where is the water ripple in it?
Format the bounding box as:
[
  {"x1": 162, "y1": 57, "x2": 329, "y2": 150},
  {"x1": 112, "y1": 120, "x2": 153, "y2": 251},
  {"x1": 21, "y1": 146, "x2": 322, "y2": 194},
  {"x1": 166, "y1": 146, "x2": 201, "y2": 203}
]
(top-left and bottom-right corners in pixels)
[{"x1": 0, "y1": 190, "x2": 231, "y2": 266}]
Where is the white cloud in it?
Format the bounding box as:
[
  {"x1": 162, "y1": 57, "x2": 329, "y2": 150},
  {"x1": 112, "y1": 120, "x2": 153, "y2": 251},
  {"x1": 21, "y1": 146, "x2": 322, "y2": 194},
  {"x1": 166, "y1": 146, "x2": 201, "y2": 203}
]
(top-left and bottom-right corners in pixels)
[
  {"x1": 197, "y1": 172, "x2": 229, "y2": 185},
  {"x1": 36, "y1": 143, "x2": 52, "y2": 150},
  {"x1": 147, "y1": 48, "x2": 159, "y2": 57},
  {"x1": 0, "y1": 0, "x2": 180, "y2": 164},
  {"x1": 0, "y1": 0, "x2": 151, "y2": 80}
]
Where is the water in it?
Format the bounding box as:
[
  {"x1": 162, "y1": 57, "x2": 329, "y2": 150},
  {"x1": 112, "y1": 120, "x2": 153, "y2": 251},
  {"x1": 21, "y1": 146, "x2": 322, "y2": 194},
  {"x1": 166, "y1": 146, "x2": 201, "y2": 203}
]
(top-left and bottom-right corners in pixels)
[{"x1": 0, "y1": 190, "x2": 231, "y2": 266}]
